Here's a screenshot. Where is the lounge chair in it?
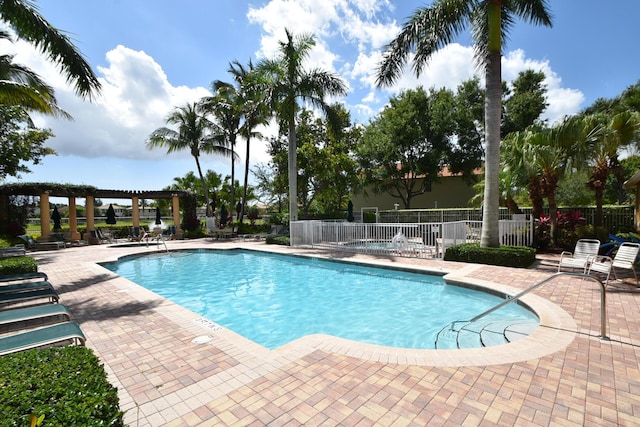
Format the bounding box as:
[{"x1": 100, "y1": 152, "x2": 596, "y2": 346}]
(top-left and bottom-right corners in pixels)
[
  {"x1": 0, "y1": 280, "x2": 53, "y2": 294},
  {"x1": 18, "y1": 235, "x2": 65, "y2": 251},
  {"x1": 558, "y1": 239, "x2": 601, "y2": 273},
  {"x1": 0, "y1": 288, "x2": 59, "y2": 305},
  {"x1": 0, "y1": 321, "x2": 85, "y2": 356},
  {"x1": 0, "y1": 245, "x2": 26, "y2": 258},
  {"x1": 0, "y1": 272, "x2": 48, "y2": 283},
  {"x1": 588, "y1": 242, "x2": 640, "y2": 286},
  {"x1": 50, "y1": 233, "x2": 71, "y2": 248},
  {"x1": 0, "y1": 304, "x2": 72, "y2": 327}
]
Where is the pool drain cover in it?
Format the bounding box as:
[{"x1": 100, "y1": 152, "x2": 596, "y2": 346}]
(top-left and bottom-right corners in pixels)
[{"x1": 192, "y1": 335, "x2": 213, "y2": 344}]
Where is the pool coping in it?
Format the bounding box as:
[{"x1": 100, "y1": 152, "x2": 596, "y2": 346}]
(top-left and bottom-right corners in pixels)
[{"x1": 94, "y1": 245, "x2": 577, "y2": 368}]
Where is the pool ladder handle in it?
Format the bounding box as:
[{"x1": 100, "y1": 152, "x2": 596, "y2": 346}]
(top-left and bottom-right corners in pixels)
[{"x1": 455, "y1": 272, "x2": 608, "y2": 341}]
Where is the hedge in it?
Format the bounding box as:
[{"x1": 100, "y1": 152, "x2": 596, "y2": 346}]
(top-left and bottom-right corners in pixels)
[
  {"x1": 0, "y1": 346, "x2": 124, "y2": 426},
  {"x1": 0, "y1": 256, "x2": 38, "y2": 275},
  {"x1": 444, "y1": 243, "x2": 536, "y2": 268}
]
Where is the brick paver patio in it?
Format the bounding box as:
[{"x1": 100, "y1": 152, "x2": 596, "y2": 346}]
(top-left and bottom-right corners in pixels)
[{"x1": 21, "y1": 239, "x2": 640, "y2": 426}]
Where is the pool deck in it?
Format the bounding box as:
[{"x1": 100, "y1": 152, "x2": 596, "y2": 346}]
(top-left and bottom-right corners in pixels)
[{"x1": 18, "y1": 239, "x2": 640, "y2": 426}]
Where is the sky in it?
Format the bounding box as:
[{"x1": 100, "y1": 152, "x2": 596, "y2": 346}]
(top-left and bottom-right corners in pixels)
[{"x1": 2, "y1": 0, "x2": 640, "y2": 206}]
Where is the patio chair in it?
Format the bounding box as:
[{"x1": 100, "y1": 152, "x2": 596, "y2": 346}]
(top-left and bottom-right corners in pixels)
[
  {"x1": 0, "y1": 280, "x2": 53, "y2": 294},
  {"x1": 18, "y1": 235, "x2": 65, "y2": 250},
  {"x1": 588, "y1": 242, "x2": 640, "y2": 286},
  {"x1": 50, "y1": 233, "x2": 71, "y2": 248},
  {"x1": 0, "y1": 321, "x2": 85, "y2": 356},
  {"x1": 0, "y1": 304, "x2": 72, "y2": 327},
  {"x1": 0, "y1": 272, "x2": 48, "y2": 283},
  {"x1": 0, "y1": 287, "x2": 59, "y2": 306},
  {"x1": 0, "y1": 245, "x2": 26, "y2": 258},
  {"x1": 557, "y1": 239, "x2": 601, "y2": 273}
]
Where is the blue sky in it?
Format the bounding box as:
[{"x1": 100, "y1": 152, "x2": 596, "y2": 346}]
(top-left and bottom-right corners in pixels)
[{"x1": 3, "y1": 0, "x2": 640, "y2": 205}]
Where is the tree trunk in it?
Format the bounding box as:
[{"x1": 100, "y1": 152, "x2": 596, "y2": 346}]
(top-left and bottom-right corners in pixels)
[
  {"x1": 230, "y1": 136, "x2": 236, "y2": 221},
  {"x1": 240, "y1": 136, "x2": 251, "y2": 224},
  {"x1": 288, "y1": 121, "x2": 298, "y2": 222},
  {"x1": 480, "y1": 48, "x2": 502, "y2": 247},
  {"x1": 194, "y1": 156, "x2": 210, "y2": 217}
]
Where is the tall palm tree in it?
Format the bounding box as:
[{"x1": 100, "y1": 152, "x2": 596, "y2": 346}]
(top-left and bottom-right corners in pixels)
[
  {"x1": 0, "y1": 0, "x2": 101, "y2": 99},
  {"x1": 226, "y1": 60, "x2": 269, "y2": 223},
  {"x1": 199, "y1": 84, "x2": 242, "y2": 220},
  {"x1": 258, "y1": 28, "x2": 347, "y2": 222},
  {"x1": 376, "y1": 0, "x2": 552, "y2": 247},
  {"x1": 146, "y1": 102, "x2": 233, "y2": 216}
]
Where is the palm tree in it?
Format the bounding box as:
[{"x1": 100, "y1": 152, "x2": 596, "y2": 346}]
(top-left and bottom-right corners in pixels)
[
  {"x1": 258, "y1": 28, "x2": 347, "y2": 222},
  {"x1": 0, "y1": 32, "x2": 71, "y2": 119},
  {"x1": 205, "y1": 60, "x2": 268, "y2": 223},
  {"x1": 146, "y1": 102, "x2": 233, "y2": 216},
  {"x1": 0, "y1": 0, "x2": 101, "y2": 99},
  {"x1": 376, "y1": 0, "x2": 552, "y2": 247},
  {"x1": 199, "y1": 83, "x2": 242, "y2": 220},
  {"x1": 585, "y1": 111, "x2": 640, "y2": 226}
]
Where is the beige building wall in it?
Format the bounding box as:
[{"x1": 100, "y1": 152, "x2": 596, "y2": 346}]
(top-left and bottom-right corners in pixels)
[{"x1": 350, "y1": 176, "x2": 477, "y2": 211}]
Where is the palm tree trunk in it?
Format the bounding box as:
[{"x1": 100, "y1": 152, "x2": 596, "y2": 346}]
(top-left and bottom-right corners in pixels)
[
  {"x1": 288, "y1": 121, "x2": 298, "y2": 221},
  {"x1": 480, "y1": 49, "x2": 502, "y2": 248},
  {"x1": 240, "y1": 136, "x2": 251, "y2": 223},
  {"x1": 230, "y1": 137, "x2": 236, "y2": 221},
  {"x1": 194, "y1": 157, "x2": 210, "y2": 217}
]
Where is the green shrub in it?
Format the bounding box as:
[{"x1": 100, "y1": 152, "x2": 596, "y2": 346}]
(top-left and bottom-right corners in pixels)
[
  {"x1": 0, "y1": 346, "x2": 124, "y2": 426},
  {"x1": 0, "y1": 256, "x2": 38, "y2": 275},
  {"x1": 266, "y1": 235, "x2": 290, "y2": 246},
  {"x1": 444, "y1": 243, "x2": 536, "y2": 268}
]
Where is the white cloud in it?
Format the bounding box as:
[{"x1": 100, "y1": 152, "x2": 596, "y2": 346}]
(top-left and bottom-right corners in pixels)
[{"x1": 14, "y1": 43, "x2": 211, "y2": 161}]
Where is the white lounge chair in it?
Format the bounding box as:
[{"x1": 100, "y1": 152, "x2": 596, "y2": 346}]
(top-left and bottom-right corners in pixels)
[
  {"x1": 557, "y1": 239, "x2": 600, "y2": 273},
  {"x1": 588, "y1": 242, "x2": 640, "y2": 286}
]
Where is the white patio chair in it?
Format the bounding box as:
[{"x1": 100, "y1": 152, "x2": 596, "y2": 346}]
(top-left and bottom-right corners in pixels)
[
  {"x1": 557, "y1": 239, "x2": 600, "y2": 273},
  {"x1": 588, "y1": 242, "x2": 640, "y2": 286}
]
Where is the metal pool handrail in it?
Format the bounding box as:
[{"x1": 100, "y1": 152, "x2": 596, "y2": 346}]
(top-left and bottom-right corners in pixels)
[{"x1": 468, "y1": 272, "x2": 608, "y2": 340}]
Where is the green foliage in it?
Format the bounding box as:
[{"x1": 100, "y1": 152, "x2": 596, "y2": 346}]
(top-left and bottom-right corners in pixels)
[
  {"x1": 0, "y1": 107, "x2": 55, "y2": 180},
  {"x1": 0, "y1": 346, "x2": 124, "y2": 426},
  {"x1": 444, "y1": 243, "x2": 536, "y2": 268},
  {"x1": 0, "y1": 256, "x2": 38, "y2": 275},
  {"x1": 266, "y1": 235, "x2": 290, "y2": 245}
]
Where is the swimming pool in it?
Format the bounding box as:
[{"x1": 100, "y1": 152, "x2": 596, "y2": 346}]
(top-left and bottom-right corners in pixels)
[{"x1": 102, "y1": 249, "x2": 538, "y2": 350}]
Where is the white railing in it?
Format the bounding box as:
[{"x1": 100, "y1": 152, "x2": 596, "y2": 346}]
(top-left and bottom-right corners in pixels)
[{"x1": 290, "y1": 218, "x2": 533, "y2": 259}]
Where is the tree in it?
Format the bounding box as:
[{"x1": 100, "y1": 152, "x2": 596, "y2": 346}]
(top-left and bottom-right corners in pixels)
[
  {"x1": 292, "y1": 106, "x2": 361, "y2": 216},
  {"x1": 0, "y1": 105, "x2": 55, "y2": 179},
  {"x1": 200, "y1": 77, "x2": 242, "y2": 221},
  {"x1": 376, "y1": 0, "x2": 553, "y2": 247},
  {"x1": 0, "y1": 32, "x2": 71, "y2": 119},
  {"x1": 258, "y1": 28, "x2": 347, "y2": 222},
  {"x1": 146, "y1": 102, "x2": 233, "y2": 216},
  {"x1": 357, "y1": 86, "x2": 465, "y2": 208},
  {"x1": 210, "y1": 60, "x2": 269, "y2": 223},
  {"x1": 0, "y1": 0, "x2": 101, "y2": 100},
  {"x1": 585, "y1": 111, "x2": 640, "y2": 225},
  {"x1": 502, "y1": 69, "x2": 548, "y2": 137}
]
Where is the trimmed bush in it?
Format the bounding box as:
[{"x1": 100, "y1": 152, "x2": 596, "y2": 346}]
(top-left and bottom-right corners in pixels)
[
  {"x1": 266, "y1": 235, "x2": 290, "y2": 246},
  {"x1": 0, "y1": 256, "x2": 38, "y2": 275},
  {"x1": 0, "y1": 346, "x2": 124, "y2": 426},
  {"x1": 444, "y1": 243, "x2": 536, "y2": 268}
]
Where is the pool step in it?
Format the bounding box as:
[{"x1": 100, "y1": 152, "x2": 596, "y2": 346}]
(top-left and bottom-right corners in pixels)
[{"x1": 435, "y1": 320, "x2": 539, "y2": 349}]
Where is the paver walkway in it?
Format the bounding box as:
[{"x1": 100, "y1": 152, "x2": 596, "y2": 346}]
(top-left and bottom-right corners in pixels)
[{"x1": 22, "y1": 239, "x2": 640, "y2": 426}]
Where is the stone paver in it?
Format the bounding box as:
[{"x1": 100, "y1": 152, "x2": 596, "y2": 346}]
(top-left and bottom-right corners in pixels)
[{"x1": 13, "y1": 239, "x2": 640, "y2": 426}]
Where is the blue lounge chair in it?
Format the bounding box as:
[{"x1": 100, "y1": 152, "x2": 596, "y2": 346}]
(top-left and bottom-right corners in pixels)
[
  {"x1": 0, "y1": 304, "x2": 72, "y2": 327},
  {"x1": 0, "y1": 322, "x2": 85, "y2": 356},
  {"x1": 0, "y1": 281, "x2": 54, "y2": 294},
  {"x1": 0, "y1": 288, "x2": 59, "y2": 305},
  {"x1": 0, "y1": 272, "x2": 48, "y2": 283},
  {"x1": 18, "y1": 235, "x2": 64, "y2": 250}
]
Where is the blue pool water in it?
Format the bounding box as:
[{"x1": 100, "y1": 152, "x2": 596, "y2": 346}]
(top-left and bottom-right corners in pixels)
[{"x1": 102, "y1": 250, "x2": 537, "y2": 349}]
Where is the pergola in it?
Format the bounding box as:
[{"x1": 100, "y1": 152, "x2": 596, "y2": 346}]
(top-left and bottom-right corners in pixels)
[{"x1": 0, "y1": 183, "x2": 187, "y2": 242}]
